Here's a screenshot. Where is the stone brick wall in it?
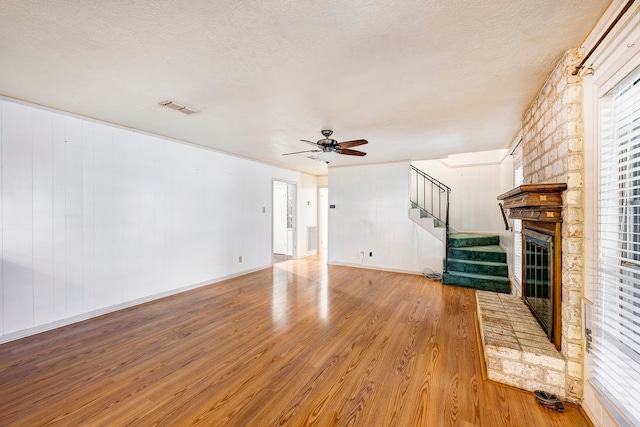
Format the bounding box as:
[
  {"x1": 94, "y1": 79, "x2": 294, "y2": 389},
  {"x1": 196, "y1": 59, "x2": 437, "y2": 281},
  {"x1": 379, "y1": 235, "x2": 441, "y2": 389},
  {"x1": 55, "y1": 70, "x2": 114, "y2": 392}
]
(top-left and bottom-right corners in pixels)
[{"x1": 520, "y1": 48, "x2": 584, "y2": 402}]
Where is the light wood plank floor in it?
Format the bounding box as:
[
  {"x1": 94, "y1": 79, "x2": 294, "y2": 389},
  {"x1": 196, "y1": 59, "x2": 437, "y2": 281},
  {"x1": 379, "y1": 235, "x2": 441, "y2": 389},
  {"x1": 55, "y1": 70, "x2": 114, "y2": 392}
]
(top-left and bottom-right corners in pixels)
[{"x1": 0, "y1": 256, "x2": 590, "y2": 426}]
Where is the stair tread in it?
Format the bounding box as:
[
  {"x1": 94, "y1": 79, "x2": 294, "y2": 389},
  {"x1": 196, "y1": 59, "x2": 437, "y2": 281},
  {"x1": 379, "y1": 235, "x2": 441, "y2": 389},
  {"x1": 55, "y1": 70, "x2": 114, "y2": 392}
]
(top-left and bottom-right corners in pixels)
[
  {"x1": 443, "y1": 271, "x2": 510, "y2": 282},
  {"x1": 421, "y1": 212, "x2": 445, "y2": 225},
  {"x1": 452, "y1": 245, "x2": 504, "y2": 253},
  {"x1": 449, "y1": 258, "x2": 508, "y2": 267},
  {"x1": 450, "y1": 233, "x2": 496, "y2": 239},
  {"x1": 448, "y1": 233, "x2": 499, "y2": 248}
]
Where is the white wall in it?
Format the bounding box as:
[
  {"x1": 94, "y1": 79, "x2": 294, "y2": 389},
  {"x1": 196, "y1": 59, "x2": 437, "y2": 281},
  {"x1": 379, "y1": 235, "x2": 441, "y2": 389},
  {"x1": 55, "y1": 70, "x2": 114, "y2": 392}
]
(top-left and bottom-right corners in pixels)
[
  {"x1": 412, "y1": 156, "x2": 506, "y2": 234},
  {"x1": 0, "y1": 98, "x2": 317, "y2": 342},
  {"x1": 328, "y1": 162, "x2": 442, "y2": 274},
  {"x1": 498, "y1": 152, "x2": 516, "y2": 272}
]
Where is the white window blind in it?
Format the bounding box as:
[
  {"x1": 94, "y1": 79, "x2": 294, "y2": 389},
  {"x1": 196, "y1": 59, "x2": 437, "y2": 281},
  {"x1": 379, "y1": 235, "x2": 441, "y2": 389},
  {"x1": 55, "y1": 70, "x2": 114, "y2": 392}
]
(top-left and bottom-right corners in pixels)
[
  {"x1": 592, "y1": 66, "x2": 640, "y2": 426},
  {"x1": 513, "y1": 164, "x2": 524, "y2": 285}
]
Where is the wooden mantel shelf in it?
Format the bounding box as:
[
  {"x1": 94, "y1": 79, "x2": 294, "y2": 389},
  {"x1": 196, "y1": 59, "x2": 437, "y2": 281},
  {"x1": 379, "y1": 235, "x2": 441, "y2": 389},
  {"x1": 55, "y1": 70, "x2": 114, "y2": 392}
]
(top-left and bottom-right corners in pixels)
[{"x1": 497, "y1": 184, "x2": 567, "y2": 223}]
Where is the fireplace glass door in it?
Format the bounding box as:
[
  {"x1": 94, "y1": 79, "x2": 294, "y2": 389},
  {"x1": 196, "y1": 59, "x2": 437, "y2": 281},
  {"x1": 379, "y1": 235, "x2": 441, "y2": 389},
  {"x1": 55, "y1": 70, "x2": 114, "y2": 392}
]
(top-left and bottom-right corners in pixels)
[{"x1": 523, "y1": 228, "x2": 554, "y2": 341}]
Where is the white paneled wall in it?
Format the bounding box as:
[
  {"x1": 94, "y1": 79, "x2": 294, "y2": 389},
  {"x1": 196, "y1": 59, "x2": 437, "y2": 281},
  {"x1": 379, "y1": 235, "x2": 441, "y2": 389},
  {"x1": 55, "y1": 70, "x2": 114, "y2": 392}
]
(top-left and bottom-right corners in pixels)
[
  {"x1": 328, "y1": 162, "x2": 443, "y2": 274},
  {"x1": 498, "y1": 153, "x2": 516, "y2": 282},
  {"x1": 0, "y1": 98, "x2": 317, "y2": 341}
]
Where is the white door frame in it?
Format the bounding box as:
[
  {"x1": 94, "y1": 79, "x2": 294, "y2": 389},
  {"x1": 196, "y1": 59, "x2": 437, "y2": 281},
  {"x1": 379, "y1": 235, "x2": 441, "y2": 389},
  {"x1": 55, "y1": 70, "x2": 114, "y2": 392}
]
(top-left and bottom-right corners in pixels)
[{"x1": 272, "y1": 179, "x2": 297, "y2": 260}]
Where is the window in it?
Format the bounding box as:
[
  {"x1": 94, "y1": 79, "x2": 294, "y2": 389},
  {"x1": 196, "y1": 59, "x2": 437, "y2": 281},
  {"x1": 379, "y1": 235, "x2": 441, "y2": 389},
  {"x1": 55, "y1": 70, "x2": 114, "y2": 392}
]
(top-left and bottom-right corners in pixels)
[{"x1": 592, "y1": 66, "x2": 640, "y2": 426}]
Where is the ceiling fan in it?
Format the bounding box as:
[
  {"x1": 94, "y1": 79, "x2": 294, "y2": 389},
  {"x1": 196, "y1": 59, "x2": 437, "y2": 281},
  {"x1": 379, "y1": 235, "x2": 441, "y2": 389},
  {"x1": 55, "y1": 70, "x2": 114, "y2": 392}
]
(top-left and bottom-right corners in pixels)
[{"x1": 283, "y1": 130, "x2": 368, "y2": 163}]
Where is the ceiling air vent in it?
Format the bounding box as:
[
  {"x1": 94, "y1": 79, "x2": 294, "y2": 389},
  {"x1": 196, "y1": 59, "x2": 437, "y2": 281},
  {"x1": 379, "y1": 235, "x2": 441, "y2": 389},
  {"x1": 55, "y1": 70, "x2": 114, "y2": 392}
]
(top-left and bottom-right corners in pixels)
[{"x1": 159, "y1": 100, "x2": 196, "y2": 115}]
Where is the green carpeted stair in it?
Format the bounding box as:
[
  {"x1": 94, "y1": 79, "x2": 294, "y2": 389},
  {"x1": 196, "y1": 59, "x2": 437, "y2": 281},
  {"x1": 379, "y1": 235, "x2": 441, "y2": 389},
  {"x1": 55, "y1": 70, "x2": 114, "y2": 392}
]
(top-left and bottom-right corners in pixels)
[{"x1": 441, "y1": 233, "x2": 510, "y2": 293}]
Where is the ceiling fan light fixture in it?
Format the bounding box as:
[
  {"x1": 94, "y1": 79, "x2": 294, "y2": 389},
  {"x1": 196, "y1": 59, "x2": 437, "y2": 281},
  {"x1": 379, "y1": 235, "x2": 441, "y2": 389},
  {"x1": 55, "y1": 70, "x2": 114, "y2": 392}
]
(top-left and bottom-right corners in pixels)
[
  {"x1": 317, "y1": 150, "x2": 337, "y2": 163},
  {"x1": 282, "y1": 130, "x2": 367, "y2": 162}
]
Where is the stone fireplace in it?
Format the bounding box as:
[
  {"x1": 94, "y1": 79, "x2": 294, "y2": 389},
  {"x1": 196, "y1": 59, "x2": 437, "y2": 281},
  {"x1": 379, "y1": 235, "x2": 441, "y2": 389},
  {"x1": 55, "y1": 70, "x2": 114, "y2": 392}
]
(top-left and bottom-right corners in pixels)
[
  {"x1": 498, "y1": 183, "x2": 566, "y2": 351},
  {"x1": 473, "y1": 184, "x2": 570, "y2": 398},
  {"x1": 517, "y1": 48, "x2": 584, "y2": 402}
]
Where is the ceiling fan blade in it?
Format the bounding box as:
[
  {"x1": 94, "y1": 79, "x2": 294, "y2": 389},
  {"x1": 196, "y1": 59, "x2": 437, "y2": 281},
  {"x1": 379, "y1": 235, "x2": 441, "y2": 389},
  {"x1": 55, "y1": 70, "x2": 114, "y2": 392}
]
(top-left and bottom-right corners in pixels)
[
  {"x1": 300, "y1": 139, "x2": 320, "y2": 147},
  {"x1": 282, "y1": 149, "x2": 321, "y2": 156},
  {"x1": 338, "y1": 139, "x2": 368, "y2": 149},
  {"x1": 339, "y1": 148, "x2": 367, "y2": 157}
]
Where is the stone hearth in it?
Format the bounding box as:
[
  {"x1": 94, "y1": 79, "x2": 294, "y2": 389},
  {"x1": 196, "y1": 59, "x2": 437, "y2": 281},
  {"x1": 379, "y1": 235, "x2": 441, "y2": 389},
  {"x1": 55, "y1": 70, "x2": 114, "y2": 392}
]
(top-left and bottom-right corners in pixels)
[{"x1": 476, "y1": 291, "x2": 567, "y2": 398}]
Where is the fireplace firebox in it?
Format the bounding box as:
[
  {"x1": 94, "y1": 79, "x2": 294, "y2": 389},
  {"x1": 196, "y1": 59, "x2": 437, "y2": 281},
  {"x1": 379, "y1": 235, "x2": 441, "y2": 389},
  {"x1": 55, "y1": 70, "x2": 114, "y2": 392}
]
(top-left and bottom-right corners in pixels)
[
  {"x1": 498, "y1": 184, "x2": 566, "y2": 351},
  {"x1": 524, "y1": 228, "x2": 554, "y2": 341}
]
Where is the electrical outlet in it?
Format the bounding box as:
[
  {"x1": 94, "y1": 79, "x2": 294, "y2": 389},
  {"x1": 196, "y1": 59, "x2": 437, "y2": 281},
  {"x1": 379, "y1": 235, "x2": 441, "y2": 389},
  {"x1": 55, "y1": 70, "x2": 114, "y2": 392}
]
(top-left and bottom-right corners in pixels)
[
  {"x1": 238, "y1": 256, "x2": 242, "y2": 263},
  {"x1": 359, "y1": 251, "x2": 364, "y2": 258},
  {"x1": 369, "y1": 252, "x2": 373, "y2": 257}
]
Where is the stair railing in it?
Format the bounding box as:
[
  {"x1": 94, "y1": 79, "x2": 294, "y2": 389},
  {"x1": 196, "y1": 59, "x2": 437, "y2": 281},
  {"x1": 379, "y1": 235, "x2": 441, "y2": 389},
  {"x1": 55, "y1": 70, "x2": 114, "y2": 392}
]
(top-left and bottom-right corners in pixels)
[
  {"x1": 410, "y1": 165, "x2": 451, "y2": 272},
  {"x1": 498, "y1": 203, "x2": 511, "y2": 231}
]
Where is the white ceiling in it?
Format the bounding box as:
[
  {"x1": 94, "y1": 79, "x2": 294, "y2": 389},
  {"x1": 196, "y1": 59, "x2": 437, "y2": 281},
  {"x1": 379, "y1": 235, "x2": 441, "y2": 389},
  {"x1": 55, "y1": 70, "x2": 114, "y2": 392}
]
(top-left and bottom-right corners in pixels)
[{"x1": 0, "y1": 1, "x2": 611, "y2": 175}]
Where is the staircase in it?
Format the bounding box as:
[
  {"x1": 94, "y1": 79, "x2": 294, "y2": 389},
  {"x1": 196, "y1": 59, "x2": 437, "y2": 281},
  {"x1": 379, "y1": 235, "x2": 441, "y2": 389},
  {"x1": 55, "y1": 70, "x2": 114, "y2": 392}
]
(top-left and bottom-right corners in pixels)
[
  {"x1": 409, "y1": 165, "x2": 511, "y2": 294},
  {"x1": 409, "y1": 166, "x2": 451, "y2": 243},
  {"x1": 441, "y1": 233, "x2": 510, "y2": 293},
  {"x1": 409, "y1": 205, "x2": 446, "y2": 241}
]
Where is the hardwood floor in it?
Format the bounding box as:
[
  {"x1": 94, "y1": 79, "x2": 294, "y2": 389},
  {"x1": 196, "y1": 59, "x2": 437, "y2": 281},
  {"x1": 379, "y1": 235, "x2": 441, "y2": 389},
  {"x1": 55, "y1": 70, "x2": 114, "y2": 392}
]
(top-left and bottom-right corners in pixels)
[{"x1": 0, "y1": 256, "x2": 590, "y2": 426}]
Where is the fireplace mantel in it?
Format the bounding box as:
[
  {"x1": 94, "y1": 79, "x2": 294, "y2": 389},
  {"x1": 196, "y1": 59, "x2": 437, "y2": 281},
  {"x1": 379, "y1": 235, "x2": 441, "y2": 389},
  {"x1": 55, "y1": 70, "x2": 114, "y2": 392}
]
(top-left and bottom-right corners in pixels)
[
  {"x1": 498, "y1": 183, "x2": 566, "y2": 351},
  {"x1": 498, "y1": 184, "x2": 567, "y2": 223}
]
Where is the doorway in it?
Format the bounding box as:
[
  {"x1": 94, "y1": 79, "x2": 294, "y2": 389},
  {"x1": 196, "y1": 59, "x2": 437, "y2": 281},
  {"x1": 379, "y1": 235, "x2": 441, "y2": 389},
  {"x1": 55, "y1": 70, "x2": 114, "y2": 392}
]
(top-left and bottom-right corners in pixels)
[{"x1": 273, "y1": 180, "x2": 296, "y2": 263}]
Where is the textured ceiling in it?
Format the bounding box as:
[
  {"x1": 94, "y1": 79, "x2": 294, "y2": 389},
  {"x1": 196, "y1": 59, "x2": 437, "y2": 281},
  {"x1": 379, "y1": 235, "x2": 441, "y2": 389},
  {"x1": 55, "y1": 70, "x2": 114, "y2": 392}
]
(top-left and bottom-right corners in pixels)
[{"x1": 0, "y1": 1, "x2": 611, "y2": 175}]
